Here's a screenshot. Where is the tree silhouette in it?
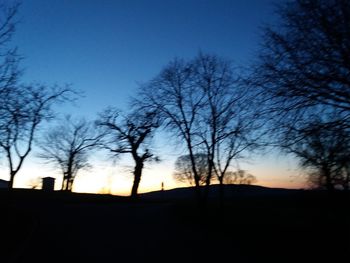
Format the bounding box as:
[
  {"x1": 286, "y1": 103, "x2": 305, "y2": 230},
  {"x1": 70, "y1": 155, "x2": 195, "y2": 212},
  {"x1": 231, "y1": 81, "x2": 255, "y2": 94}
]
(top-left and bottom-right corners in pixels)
[
  {"x1": 249, "y1": 0, "x2": 350, "y2": 161},
  {"x1": 223, "y1": 170, "x2": 257, "y2": 185},
  {"x1": 26, "y1": 176, "x2": 42, "y2": 189},
  {"x1": 138, "y1": 53, "x2": 262, "y2": 200},
  {"x1": 193, "y1": 54, "x2": 261, "y2": 189},
  {"x1": 38, "y1": 116, "x2": 103, "y2": 191},
  {"x1": 137, "y1": 58, "x2": 204, "y2": 191},
  {"x1": 253, "y1": 0, "x2": 350, "y2": 121},
  {"x1": 0, "y1": 3, "x2": 75, "y2": 189},
  {"x1": 173, "y1": 153, "x2": 209, "y2": 186},
  {"x1": 97, "y1": 108, "x2": 159, "y2": 198},
  {"x1": 0, "y1": 1, "x2": 19, "y2": 100},
  {"x1": 0, "y1": 85, "x2": 74, "y2": 189},
  {"x1": 282, "y1": 115, "x2": 350, "y2": 191},
  {"x1": 249, "y1": 0, "x2": 350, "y2": 188}
]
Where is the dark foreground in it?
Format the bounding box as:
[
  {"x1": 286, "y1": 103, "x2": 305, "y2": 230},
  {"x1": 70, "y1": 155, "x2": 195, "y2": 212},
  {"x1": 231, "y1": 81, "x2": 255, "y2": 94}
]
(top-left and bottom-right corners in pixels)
[{"x1": 1, "y1": 185, "x2": 349, "y2": 263}]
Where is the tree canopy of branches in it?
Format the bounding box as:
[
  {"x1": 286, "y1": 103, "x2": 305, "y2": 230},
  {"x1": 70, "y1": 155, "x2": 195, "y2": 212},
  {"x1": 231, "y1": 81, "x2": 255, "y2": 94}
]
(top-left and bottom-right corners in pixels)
[
  {"x1": 97, "y1": 108, "x2": 159, "y2": 198},
  {"x1": 251, "y1": 0, "x2": 350, "y2": 140},
  {"x1": 0, "y1": 1, "x2": 19, "y2": 98},
  {"x1": 38, "y1": 116, "x2": 103, "y2": 191},
  {"x1": 254, "y1": 0, "x2": 350, "y2": 123},
  {"x1": 0, "y1": 84, "x2": 74, "y2": 189},
  {"x1": 0, "y1": 3, "x2": 75, "y2": 189},
  {"x1": 283, "y1": 115, "x2": 350, "y2": 191},
  {"x1": 138, "y1": 53, "x2": 262, "y2": 197},
  {"x1": 250, "y1": 0, "x2": 350, "y2": 190},
  {"x1": 173, "y1": 154, "x2": 257, "y2": 187},
  {"x1": 223, "y1": 170, "x2": 257, "y2": 185},
  {"x1": 173, "y1": 153, "x2": 209, "y2": 186}
]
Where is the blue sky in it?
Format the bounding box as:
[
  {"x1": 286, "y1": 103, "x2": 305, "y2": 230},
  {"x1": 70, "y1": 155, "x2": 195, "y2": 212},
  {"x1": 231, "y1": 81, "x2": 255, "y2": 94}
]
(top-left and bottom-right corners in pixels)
[
  {"x1": 14, "y1": 0, "x2": 280, "y2": 115},
  {"x1": 1, "y1": 0, "x2": 304, "y2": 193}
]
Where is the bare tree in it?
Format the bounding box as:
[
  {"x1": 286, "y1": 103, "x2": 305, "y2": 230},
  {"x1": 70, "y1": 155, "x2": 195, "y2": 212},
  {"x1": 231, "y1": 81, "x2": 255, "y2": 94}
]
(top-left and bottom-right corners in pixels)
[
  {"x1": 97, "y1": 108, "x2": 159, "y2": 198},
  {"x1": 254, "y1": 0, "x2": 350, "y2": 113},
  {"x1": 173, "y1": 153, "x2": 209, "y2": 186},
  {"x1": 283, "y1": 115, "x2": 350, "y2": 191},
  {"x1": 138, "y1": 54, "x2": 263, "y2": 200},
  {"x1": 26, "y1": 176, "x2": 42, "y2": 189},
  {"x1": 0, "y1": 2, "x2": 76, "y2": 189},
  {"x1": 137, "y1": 58, "x2": 204, "y2": 191},
  {"x1": 223, "y1": 170, "x2": 257, "y2": 185},
  {"x1": 0, "y1": 85, "x2": 74, "y2": 189},
  {"x1": 0, "y1": 1, "x2": 20, "y2": 189},
  {"x1": 251, "y1": 0, "x2": 350, "y2": 142},
  {"x1": 0, "y1": 1, "x2": 20, "y2": 99},
  {"x1": 193, "y1": 54, "x2": 242, "y2": 188},
  {"x1": 38, "y1": 116, "x2": 103, "y2": 191},
  {"x1": 248, "y1": 0, "x2": 350, "y2": 191},
  {"x1": 192, "y1": 55, "x2": 262, "y2": 188}
]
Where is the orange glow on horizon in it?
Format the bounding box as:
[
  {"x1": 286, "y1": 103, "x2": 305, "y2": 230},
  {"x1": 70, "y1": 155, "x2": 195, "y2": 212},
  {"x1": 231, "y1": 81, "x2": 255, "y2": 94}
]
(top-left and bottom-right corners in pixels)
[{"x1": 0, "y1": 154, "x2": 307, "y2": 195}]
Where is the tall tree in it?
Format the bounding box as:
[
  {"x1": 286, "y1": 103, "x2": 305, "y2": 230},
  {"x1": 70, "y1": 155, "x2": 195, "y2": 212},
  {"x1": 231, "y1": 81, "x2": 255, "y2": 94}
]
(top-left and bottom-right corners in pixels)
[
  {"x1": 0, "y1": 2, "x2": 75, "y2": 189},
  {"x1": 97, "y1": 109, "x2": 159, "y2": 198},
  {"x1": 0, "y1": 1, "x2": 20, "y2": 189},
  {"x1": 194, "y1": 54, "x2": 240, "y2": 188},
  {"x1": 252, "y1": 0, "x2": 350, "y2": 137},
  {"x1": 250, "y1": 0, "x2": 350, "y2": 189},
  {"x1": 193, "y1": 54, "x2": 262, "y2": 188},
  {"x1": 138, "y1": 58, "x2": 204, "y2": 191},
  {"x1": 0, "y1": 1, "x2": 20, "y2": 99},
  {"x1": 138, "y1": 54, "x2": 263, "y2": 199},
  {"x1": 38, "y1": 116, "x2": 103, "y2": 191}
]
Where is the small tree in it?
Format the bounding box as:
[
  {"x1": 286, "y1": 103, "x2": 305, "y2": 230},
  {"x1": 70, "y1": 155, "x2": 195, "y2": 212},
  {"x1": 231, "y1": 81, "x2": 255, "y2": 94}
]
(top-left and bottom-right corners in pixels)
[
  {"x1": 26, "y1": 177, "x2": 42, "y2": 189},
  {"x1": 97, "y1": 108, "x2": 159, "y2": 198},
  {"x1": 223, "y1": 170, "x2": 257, "y2": 185},
  {"x1": 283, "y1": 116, "x2": 350, "y2": 191},
  {"x1": 38, "y1": 116, "x2": 103, "y2": 191},
  {"x1": 173, "y1": 153, "x2": 209, "y2": 186}
]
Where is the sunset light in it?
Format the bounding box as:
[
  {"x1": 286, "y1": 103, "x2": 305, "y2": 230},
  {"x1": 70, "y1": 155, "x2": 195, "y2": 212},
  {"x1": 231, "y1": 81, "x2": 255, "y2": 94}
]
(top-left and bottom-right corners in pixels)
[{"x1": 1, "y1": 1, "x2": 349, "y2": 262}]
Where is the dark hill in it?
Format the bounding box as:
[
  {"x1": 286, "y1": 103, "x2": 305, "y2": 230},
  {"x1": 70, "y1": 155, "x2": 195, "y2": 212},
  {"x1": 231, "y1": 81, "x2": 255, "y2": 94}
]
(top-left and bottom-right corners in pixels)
[
  {"x1": 140, "y1": 184, "x2": 302, "y2": 201},
  {"x1": 0, "y1": 186, "x2": 349, "y2": 263}
]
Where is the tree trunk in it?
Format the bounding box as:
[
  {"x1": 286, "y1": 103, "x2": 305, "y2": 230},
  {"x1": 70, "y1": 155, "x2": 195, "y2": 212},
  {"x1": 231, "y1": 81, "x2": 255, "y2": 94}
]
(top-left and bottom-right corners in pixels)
[
  {"x1": 64, "y1": 175, "x2": 71, "y2": 191},
  {"x1": 343, "y1": 177, "x2": 349, "y2": 191},
  {"x1": 323, "y1": 167, "x2": 334, "y2": 191},
  {"x1": 187, "y1": 147, "x2": 202, "y2": 204},
  {"x1": 61, "y1": 173, "x2": 66, "y2": 191},
  {"x1": 131, "y1": 161, "x2": 143, "y2": 198},
  {"x1": 188, "y1": 150, "x2": 200, "y2": 188},
  {"x1": 203, "y1": 158, "x2": 214, "y2": 205},
  {"x1": 65, "y1": 156, "x2": 74, "y2": 191},
  {"x1": 344, "y1": 166, "x2": 350, "y2": 191},
  {"x1": 218, "y1": 176, "x2": 225, "y2": 207},
  {"x1": 8, "y1": 171, "x2": 15, "y2": 189}
]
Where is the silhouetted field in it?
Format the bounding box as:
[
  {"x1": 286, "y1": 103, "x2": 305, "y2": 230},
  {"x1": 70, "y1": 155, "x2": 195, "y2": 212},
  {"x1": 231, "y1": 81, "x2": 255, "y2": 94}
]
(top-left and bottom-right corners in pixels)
[{"x1": 1, "y1": 185, "x2": 349, "y2": 263}]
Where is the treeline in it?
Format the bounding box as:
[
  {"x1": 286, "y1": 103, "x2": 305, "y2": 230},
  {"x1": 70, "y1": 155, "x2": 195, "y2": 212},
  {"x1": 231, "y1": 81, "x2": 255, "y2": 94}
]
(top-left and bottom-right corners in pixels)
[{"x1": 0, "y1": 0, "x2": 349, "y2": 197}]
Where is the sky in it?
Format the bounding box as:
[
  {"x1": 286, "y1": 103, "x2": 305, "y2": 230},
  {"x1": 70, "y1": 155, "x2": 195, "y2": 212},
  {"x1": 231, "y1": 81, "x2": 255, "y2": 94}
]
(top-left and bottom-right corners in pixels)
[{"x1": 0, "y1": 0, "x2": 306, "y2": 194}]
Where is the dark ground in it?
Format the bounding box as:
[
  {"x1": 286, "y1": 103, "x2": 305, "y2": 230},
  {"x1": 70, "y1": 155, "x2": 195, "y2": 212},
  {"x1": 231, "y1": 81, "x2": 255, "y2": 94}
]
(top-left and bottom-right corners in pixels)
[{"x1": 1, "y1": 185, "x2": 349, "y2": 263}]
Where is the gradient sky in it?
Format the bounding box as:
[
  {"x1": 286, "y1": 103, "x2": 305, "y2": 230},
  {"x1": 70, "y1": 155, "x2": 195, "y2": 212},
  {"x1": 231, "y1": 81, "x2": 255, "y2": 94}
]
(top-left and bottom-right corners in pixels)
[{"x1": 0, "y1": 0, "x2": 305, "y2": 194}]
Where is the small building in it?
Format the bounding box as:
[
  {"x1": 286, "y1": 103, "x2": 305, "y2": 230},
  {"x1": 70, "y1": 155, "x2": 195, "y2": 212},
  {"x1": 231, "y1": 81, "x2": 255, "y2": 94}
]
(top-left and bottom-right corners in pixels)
[
  {"x1": 0, "y1": 179, "x2": 8, "y2": 189},
  {"x1": 42, "y1": 177, "x2": 56, "y2": 191}
]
